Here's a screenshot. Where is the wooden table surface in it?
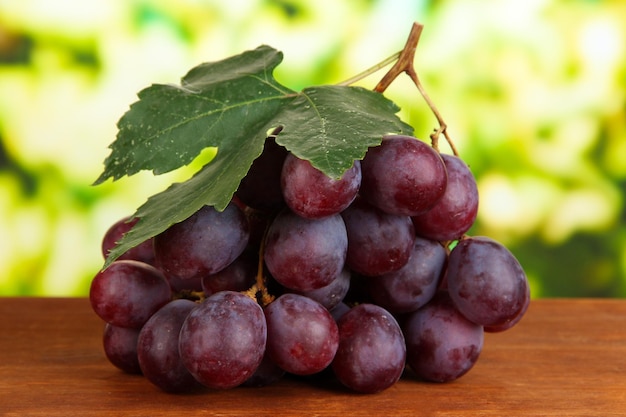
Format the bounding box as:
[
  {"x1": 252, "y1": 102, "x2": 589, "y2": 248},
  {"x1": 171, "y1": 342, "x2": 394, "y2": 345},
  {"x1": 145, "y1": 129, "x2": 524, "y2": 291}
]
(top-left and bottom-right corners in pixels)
[{"x1": 0, "y1": 297, "x2": 625, "y2": 416}]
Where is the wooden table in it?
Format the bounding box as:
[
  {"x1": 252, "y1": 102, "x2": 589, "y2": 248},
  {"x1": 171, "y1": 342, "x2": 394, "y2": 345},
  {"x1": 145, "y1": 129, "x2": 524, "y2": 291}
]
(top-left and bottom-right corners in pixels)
[{"x1": 0, "y1": 297, "x2": 624, "y2": 416}]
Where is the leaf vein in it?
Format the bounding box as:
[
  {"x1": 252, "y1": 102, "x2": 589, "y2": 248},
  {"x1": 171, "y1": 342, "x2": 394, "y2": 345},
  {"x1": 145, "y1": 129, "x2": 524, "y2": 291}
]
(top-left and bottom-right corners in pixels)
[{"x1": 144, "y1": 94, "x2": 288, "y2": 144}]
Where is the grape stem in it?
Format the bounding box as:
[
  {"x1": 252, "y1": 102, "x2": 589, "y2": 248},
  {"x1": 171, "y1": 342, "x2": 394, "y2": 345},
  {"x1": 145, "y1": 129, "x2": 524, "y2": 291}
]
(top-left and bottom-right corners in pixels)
[
  {"x1": 243, "y1": 230, "x2": 275, "y2": 307},
  {"x1": 337, "y1": 51, "x2": 401, "y2": 87},
  {"x1": 377, "y1": 22, "x2": 458, "y2": 155},
  {"x1": 339, "y1": 22, "x2": 459, "y2": 156}
]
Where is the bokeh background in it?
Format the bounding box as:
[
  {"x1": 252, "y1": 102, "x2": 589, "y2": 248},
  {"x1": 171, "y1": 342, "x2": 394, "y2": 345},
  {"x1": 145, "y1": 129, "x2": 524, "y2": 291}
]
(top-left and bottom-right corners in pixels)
[{"x1": 0, "y1": 0, "x2": 624, "y2": 297}]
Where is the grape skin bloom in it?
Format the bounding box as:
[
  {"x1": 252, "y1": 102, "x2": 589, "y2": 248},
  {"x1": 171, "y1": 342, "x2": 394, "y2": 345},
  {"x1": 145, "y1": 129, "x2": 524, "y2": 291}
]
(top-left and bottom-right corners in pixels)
[
  {"x1": 446, "y1": 236, "x2": 529, "y2": 327},
  {"x1": 178, "y1": 291, "x2": 267, "y2": 390},
  {"x1": 281, "y1": 153, "x2": 361, "y2": 219},
  {"x1": 137, "y1": 299, "x2": 201, "y2": 393},
  {"x1": 89, "y1": 259, "x2": 172, "y2": 329},
  {"x1": 264, "y1": 210, "x2": 348, "y2": 291},
  {"x1": 411, "y1": 154, "x2": 479, "y2": 242},
  {"x1": 360, "y1": 135, "x2": 447, "y2": 216},
  {"x1": 341, "y1": 197, "x2": 415, "y2": 276},
  {"x1": 403, "y1": 291, "x2": 484, "y2": 382},
  {"x1": 154, "y1": 203, "x2": 250, "y2": 282},
  {"x1": 332, "y1": 303, "x2": 406, "y2": 394},
  {"x1": 264, "y1": 293, "x2": 339, "y2": 375}
]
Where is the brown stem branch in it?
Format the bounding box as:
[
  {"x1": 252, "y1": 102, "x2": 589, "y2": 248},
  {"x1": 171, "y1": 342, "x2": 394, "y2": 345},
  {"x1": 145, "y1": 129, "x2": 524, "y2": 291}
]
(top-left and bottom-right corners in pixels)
[
  {"x1": 405, "y1": 69, "x2": 459, "y2": 156},
  {"x1": 242, "y1": 226, "x2": 275, "y2": 307},
  {"x1": 373, "y1": 22, "x2": 423, "y2": 93},
  {"x1": 374, "y1": 22, "x2": 459, "y2": 156}
]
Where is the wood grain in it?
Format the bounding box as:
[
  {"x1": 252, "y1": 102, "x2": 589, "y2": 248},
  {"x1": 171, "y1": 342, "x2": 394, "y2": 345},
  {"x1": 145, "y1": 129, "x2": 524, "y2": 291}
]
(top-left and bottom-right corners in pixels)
[{"x1": 0, "y1": 297, "x2": 625, "y2": 416}]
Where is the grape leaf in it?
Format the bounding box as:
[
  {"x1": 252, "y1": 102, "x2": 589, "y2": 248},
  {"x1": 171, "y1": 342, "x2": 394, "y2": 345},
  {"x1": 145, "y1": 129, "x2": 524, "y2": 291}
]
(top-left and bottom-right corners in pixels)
[
  {"x1": 275, "y1": 85, "x2": 413, "y2": 178},
  {"x1": 94, "y1": 45, "x2": 294, "y2": 183},
  {"x1": 97, "y1": 46, "x2": 414, "y2": 269},
  {"x1": 107, "y1": 135, "x2": 270, "y2": 270}
]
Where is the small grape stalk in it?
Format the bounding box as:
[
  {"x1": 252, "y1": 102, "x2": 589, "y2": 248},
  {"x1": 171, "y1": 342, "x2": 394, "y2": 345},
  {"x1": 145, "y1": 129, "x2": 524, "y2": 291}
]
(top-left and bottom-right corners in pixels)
[{"x1": 90, "y1": 21, "x2": 529, "y2": 394}]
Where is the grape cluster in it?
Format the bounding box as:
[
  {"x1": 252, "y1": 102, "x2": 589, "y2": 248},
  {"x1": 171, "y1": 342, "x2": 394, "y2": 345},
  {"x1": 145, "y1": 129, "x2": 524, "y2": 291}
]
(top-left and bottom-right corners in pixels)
[{"x1": 90, "y1": 134, "x2": 529, "y2": 394}]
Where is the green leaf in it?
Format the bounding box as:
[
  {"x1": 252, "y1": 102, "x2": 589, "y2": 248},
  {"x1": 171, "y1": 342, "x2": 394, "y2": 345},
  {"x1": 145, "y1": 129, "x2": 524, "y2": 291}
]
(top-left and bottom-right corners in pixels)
[
  {"x1": 94, "y1": 45, "x2": 294, "y2": 184},
  {"x1": 98, "y1": 46, "x2": 414, "y2": 268},
  {"x1": 107, "y1": 137, "x2": 266, "y2": 268},
  {"x1": 275, "y1": 85, "x2": 414, "y2": 178}
]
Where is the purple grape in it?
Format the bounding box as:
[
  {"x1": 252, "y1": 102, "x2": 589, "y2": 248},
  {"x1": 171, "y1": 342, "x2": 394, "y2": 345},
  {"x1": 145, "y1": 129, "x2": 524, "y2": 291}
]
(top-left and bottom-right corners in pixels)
[
  {"x1": 201, "y1": 248, "x2": 257, "y2": 296},
  {"x1": 264, "y1": 210, "x2": 347, "y2": 291},
  {"x1": 89, "y1": 260, "x2": 172, "y2": 329},
  {"x1": 446, "y1": 236, "x2": 529, "y2": 327},
  {"x1": 101, "y1": 216, "x2": 156, "y2": 265},
  {"x1": 154, "y1": 203, "x2": 250, "y2": 282},
  {"x1": 368, "y1": 236, "x2": 447, "y2": 314},
  {"x1": 102, "y1": 323, "x2": 141, "y2": 374},
  {"x1": 264, "y1": 293, "x2": 339, "y2": 375},
  {"x1": 178, "y1": 291, "x2": 266, "y2": 389},
  {"x1": 341, "y1": 197, "x2": 415, "y2": 276},
  {"x1": 167, "y1": 274, "x2": 203, "y2": 293},
  {"x1": 411, "y1": 154, "x2": 479, "y2": 241},
  {"x1": 137, "y1": 299, "x2": 202, "y2": 393},
  {"x1": 403, "y1": 291, "x2": 484, "y2": 382},
  {"x1": 281, "y1": 153, "x2": 361, "y2": 219},
  {"x1": 332, "y1": 303, "x2": 406, "y2": 394},
  {"x1": 329, "y1": 302, "x2": 351, "y2": 322},
  {"x1": 293, "y1": 267, "x2": 351, "y2": 310},
  {"x1": 235, "y1": 137, "x2": 288, "y2": 212},
  {"x1": 360, "y1": 135, "x2": 447, "y2": 216},
  {"x1": 484, "y1": 279, "x2": 530, "y2": 333}
]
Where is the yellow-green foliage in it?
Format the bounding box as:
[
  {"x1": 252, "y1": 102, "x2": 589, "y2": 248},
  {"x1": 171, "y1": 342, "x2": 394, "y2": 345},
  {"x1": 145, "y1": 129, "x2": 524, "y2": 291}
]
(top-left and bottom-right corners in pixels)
[{"x1": 0, "y1": 0, "x2": 624, "y2": 296}]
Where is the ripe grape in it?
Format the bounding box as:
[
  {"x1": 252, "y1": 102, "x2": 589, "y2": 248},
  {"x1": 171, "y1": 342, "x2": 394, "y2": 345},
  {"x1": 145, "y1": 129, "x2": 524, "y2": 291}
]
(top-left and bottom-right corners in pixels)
[
  {"x1": 332, "y1": 303, "x2": 406, "y2": 393},
  {"x1": 264, "y1": 209, "x2": 347, "y2": 291},
  {"x1": 201, "y1": 248, "x2": 257, "y2": 296},
  {"x1": 484, "y1": 279, "x2": 530, "y2": 333},
  {"x1": 101, "y1": 216, "x2": 156, "y2": 265},
  {"x1": 102, "y1": 323, "x2": 141, "y2": 374},
  {"x1": 403, "y1": 291, "x2": 484, "y2": 382},
  {"x1": 446, "y1": 236, "x2": 529, "y2": 327},
  {"x1": 411, "y1": 154, "x2": 479, "y2": 241},
  {"x1": 166, "y1": 274, "x2": 203, "y2": 293},
  {"x1": 236, "y1": 137, "x2": 288, "y2": 212},
  {"x1": 368, "y1": 236, "x2": 446, "y2": 314},
  {"x1": 137, "y1": 299, "x2": 202, "y2": 393},
  {"x1": 281, "y1": 153, "x2": 361, "y2": 219},
  {"x1": 293, "y1": 267, "x2": 350, "y2": 310},
  {"x1": 89, "y1": 260, "x2": 172, "y2": 329},
  {"x1": 360, "y1": 135, "x2": 447, "y2": 216},
  {"x1": 329, "y1": 302, "x2": 351, "y2": 322},
  {"x1": 264, "y1": 293, "x2": 339, "y2": 375},
  {"x1": 341, "y1": 197, "x2": 415, "y2": 276},
  {"x1": 178, "y1": 291, "x2": 266, "y2": 389},
  {"x1": 154, "y1": 203, "x2": 250, "y2": 282}
]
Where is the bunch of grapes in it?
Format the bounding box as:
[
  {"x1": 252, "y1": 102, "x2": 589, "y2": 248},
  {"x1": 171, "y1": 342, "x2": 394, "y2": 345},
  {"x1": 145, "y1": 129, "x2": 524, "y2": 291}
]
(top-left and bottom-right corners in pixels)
[{"x1": 90, "y1": 134, "x2": 529, "y2": 394}]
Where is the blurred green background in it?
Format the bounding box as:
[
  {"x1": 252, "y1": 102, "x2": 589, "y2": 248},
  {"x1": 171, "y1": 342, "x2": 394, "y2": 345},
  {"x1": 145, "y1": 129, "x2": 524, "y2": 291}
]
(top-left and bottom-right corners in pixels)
[{"x1": 0, "y1": 0, "x2": 624, "y2": 297}]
